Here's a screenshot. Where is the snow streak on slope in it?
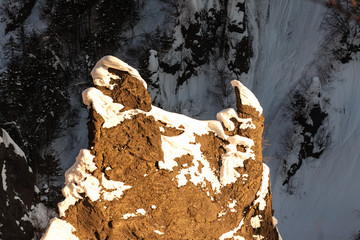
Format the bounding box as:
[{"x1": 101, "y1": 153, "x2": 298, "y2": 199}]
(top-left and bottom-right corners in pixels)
[
  {"x1": 247, "y1": 1, "x2": 360, "y2": 239},
  {"x1": 272, "y1": 57, "x2": 360, "y2": 240},
  {"x1": 248, "y1": 0, "x2": 327, "y2": 120}
]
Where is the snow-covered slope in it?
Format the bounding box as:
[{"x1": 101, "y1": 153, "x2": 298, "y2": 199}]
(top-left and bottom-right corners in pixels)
[
  {"x1": 1, "y1": 0, "x2": 360, "y2": 239},
  {"x1": 246, "y1": 1, "x2": 360, "y2": 239},
  {"x1": 271, "y1": 57, "x2": 360, "y2": 240}
]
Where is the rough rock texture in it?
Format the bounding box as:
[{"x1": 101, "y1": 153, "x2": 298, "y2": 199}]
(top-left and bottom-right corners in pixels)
[
  {"x1": 0, "y1": 129, "x2": 35, "y2": 240},
  {"x1": 43, "y1": 56, "x2": 280, "y2": 240}
]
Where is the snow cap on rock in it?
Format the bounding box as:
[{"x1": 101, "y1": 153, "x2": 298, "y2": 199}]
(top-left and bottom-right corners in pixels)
[
  {"x1": 231, "y1": 80, "x2": 263, "y2": 116},
  {"x1": 91, "y1": 55, "x2": 147, "y2": 90}
]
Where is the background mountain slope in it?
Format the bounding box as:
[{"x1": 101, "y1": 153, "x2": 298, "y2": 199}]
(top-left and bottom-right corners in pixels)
[{"x1": 0, "y1": 0, "x2": 360, "y2": 239}]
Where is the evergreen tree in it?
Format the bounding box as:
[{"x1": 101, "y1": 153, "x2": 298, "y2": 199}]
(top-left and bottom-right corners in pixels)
[{"x1": 95, "y1": 0, "x2": 140, "y2": 50}]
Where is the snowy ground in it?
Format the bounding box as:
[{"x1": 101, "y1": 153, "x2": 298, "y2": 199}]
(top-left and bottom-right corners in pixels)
[
  {"x1": 249, "y1": 1, "x2": 360, "y2": 239},
  {"x1": 1, "y1": 0, "x2": 360, "y2": 239}
]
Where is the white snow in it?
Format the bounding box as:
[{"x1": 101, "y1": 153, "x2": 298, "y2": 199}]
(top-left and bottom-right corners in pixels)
[
  {"x1": 154, "y1": 230, "x2": 164, "y2": 235},
  {"x1": 219, "y1": 219, "x2": 245, "y2": 240},
  {"x1": 150, "y1": 105, "x2": 257, "y2": 189},
  {"x1": 253, "y1": 163, "x2": 270, "y2": 211},
  {"x1": 22, "y1": 203, "x2": 56, "y2": 231},
  {"x1": 174, "y1": 141, "x2": 222, "y2": 192},
  {"x1": 228, "y1": 199, "x2": 237, "y2": 213},
  {"x1": 41, "y1": 218, "x2": 78, "y2": 240},
  {"x1": 0, "y1": 129, "x2": 26, "y2": 158},
  {"x1": 231, "y1": 80, "x2": 263, "y2": 116},
  {"x1": 216, "y1": 108, "x2": 255, "y2": 131},
  {"x1": 91, "y1": 55, "x2": 147, "y2": 90},
  {"x1": 250, "y1": 215, "x2": 263, "y2": 229},
  {"x1": 122, "y1": 213, "x2": 137, "y2": 219},
  {"x1": 58, "y1": 149, "x2": 132, "y2": 216},
  {"x1": 136, "y1": 208, "x2": 146, "y2": 215},
  {"x1": 58, "y1": 149, "x2": 100, "y2": 217},
  {"x1": 271, "y1": 56, "x2": 360, "y2": 240},
  {"x1": 2, "y1": 160, "x2": 6, "y2": 191},
  {"x1": 253, "y1": 235, "x2": 264, "y2": 240},
  {"x1": 101, "y1": 173, "x2": 131, "y2": 201},
  {"x1": 220, "y1": 135, "x2": 255, "y2": 186},
  {"x1": 83, "y1": 57, "x2": 263, "y2": 193},
  {"x1": 14, "y1": 196, "x2": 24, "y2": 205},
  {"x1": 272, "y1": 216, "x2": 278, "y2": 226},
  {"x1": 122, "y1": 209, "x2": 146, "y2": 219},
  {"x1": 148, "y1": 50, "x2": 159, "y2": 73}
]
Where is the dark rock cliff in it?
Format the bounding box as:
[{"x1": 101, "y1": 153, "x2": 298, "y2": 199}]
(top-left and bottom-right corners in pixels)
[{"x1": 0, "y1": 129, "x2": 35, "y2": 240}]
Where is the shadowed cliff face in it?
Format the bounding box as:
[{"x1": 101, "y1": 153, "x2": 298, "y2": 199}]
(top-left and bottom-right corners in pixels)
[
  {"x1": 0, "y1": 129, "x2": 35, "y2": 240},
  {"x1": 43, "y1": 56, "x2": 280, "y2": 240}
]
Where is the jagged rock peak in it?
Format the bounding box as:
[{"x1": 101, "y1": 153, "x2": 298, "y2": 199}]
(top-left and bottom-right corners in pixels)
[
  {"x1": 0, "y1": 129, "x2": 35, "y2": 240},
  {"x1": 42, "y1": 56, "x2": 281, "y2": 240}
]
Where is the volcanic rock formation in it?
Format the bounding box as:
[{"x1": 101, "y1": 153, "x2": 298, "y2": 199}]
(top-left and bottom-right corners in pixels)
[
  {"x1": 43, "y1": 56, "x2": 281, "y2": 240},
  {"x1": 0, "y1": 129, "x2": 35, "y2": 240}
]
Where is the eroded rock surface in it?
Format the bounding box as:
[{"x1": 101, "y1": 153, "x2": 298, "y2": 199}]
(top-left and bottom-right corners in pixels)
[{"x1": 43, "y1": 56, "x2": 280, "y2": 240}]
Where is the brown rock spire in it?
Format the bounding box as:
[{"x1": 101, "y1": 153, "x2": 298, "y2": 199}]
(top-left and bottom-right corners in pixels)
[{"x1": 42, "y1": 56, "x2": 281, "y2": 240}]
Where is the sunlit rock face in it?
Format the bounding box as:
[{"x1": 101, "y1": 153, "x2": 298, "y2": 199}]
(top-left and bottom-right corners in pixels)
[
  {"x1": 0, "y1": 129, "x2": 35, "y2": 240},
  {"x1": 43, "y1": 56, "x2": 280, "y2": 240}
]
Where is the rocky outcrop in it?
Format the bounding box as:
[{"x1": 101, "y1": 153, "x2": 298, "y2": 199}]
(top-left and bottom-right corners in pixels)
[
  {"x1": 0, "y1": 129, "x2": 35, "y2": 240},
  {"x1": 43, "y1": 56, "x2": 280, "y2": 240}
]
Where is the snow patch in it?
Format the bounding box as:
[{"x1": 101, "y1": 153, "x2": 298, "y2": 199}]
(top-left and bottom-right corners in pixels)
[
  {"x1": 2, "y1": 160, "x2": 7, "y2": 191},
  {"x1": 58, "y1": 149, "x2": 132, "y2": 216},
  {"x1": 228, "y1": 199, "x2": 237, "y2": 212},
  {"x1": 122, "y1": 209, "x2": 146, "y2": 219},
  {"x1": 251, "y1": 215, "x2": 263, "y2": 229},
  {"x1": 91, "y1": 55, "x2": 147, "y2": 90},
  {"x1": 150, "y1": 106, "x2": 256, "y2": 189},
  {"x1": 220, "y1": 135, "x2": 255, "y2": 186},
  {"x1": 101, "y1": 173, "x2": 131, "y2": 201},
  {"x1": 0, "y1": 129, "x2": 26, "y2": 158},
  {"x1": 253, "y1": 235, "x2": 264, "y2": 240},
  {"x1": 175, "y1": 141, "x2": 222, "y2": 192},
  {"x1": 41, "y1": 218, "x2": 78, "y2": 240},
  {"x1": 219, "y1": 219, "x2": 245, "y2": 240},
  {"x1": 154, "y1": 230, "x2": 164, "y2": 235},
  {"x1": 148, "y1": 50, "x2": 159, "y2": 73},
  {"x1": 58, "y1": 149, "x2": 100, "y2": 217},
  {"x1": 231, "y1": 80, "x2": 263, "y2": 116},
  {"x1": 216, "y1": 108, "x2": 255, "y2": 131},
  {"x1": 136, "y1": 208, "x2": 146, "y2": 215},
  {"x1": 254, "y1": 164, "x2": 270, "y2": 211},
  {"x1": 22, "y1": 203, "x2": 56, "y2": 231}
]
